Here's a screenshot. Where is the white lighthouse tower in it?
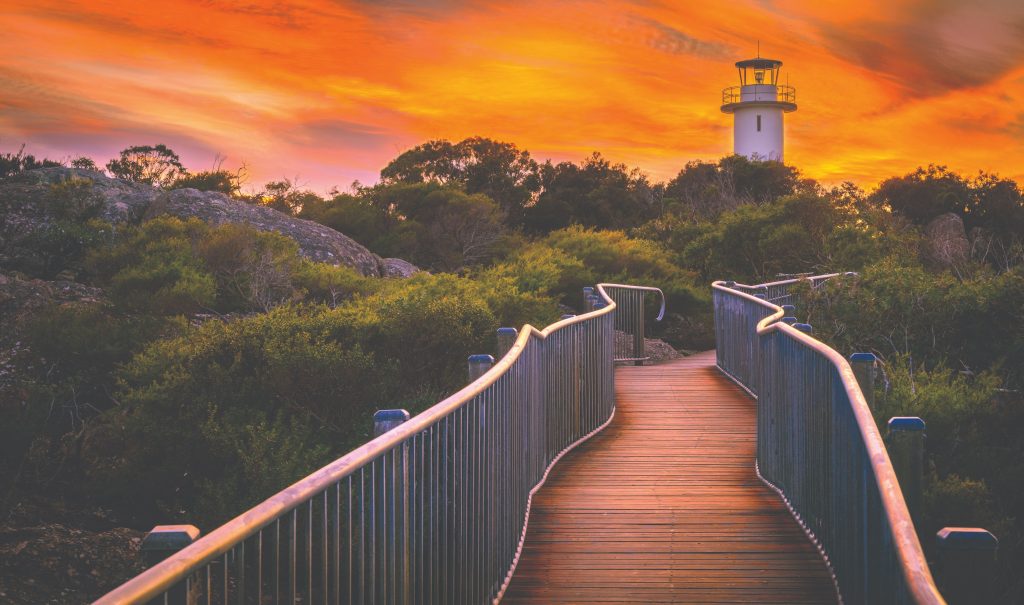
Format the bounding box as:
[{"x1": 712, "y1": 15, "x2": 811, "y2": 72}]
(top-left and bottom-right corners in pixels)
[{"x1": 721, "y1": 56, "x2": 796, "y2": 162}]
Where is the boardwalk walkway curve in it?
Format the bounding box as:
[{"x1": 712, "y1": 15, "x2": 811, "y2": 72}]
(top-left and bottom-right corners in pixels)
[
  {"x1": 502, "y1": 351, "x2": 837, "y2": 604},
  {"x1": 96, "y1": 276, "x2": 945, "y2": 604}
]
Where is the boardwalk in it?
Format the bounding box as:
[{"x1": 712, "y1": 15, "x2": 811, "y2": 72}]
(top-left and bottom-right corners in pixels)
[{"x1": 502, "y1": 351, "x2": 837, "y2": 604}]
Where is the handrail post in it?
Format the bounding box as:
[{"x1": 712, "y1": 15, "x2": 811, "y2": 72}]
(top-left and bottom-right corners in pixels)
[
  {"x1": 140, "y1": 525, "x2": 201, "y2": 605},
  {"x1": 633, "y1": 291, "x2": 645, "y2": 366},
  {"x1": 886, "y1": 417, "x2": 925, "y2": 520},
  {"x1": 371, "y1": 408, "x2": 412, "y2": 602},
  {"x1": 468, "y1": 354, "x2": 495, "y2": 381},
  {"x1": 582, "y1": 286, "x2": 594, "y2": 311},
  {"x1": 850, "y1": 353, "x2": 877, "y2": 410},
  {"x1": 935, "y1": 528, "x2": 998, "y2": 604},
  {"x1": 373, "y1": 409, "x2": 410, "y2": 437},
  {"x1": 496, "y1": 327, "x2": 518, "y2": 359}
]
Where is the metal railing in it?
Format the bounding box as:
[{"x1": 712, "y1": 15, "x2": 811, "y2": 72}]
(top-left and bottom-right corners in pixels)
[
  {"x1": 98, "y1": 283, "x2": 652, "y2": 605},
  {"x1": 721, "y1": 84, "x2": 796, "y2": 105},
  {"x1": 604, "y1": 285, "x2": 665, "y2": 365},
  {"x1": 713, "y1": 275, "x2": 945, "y2": 605}
]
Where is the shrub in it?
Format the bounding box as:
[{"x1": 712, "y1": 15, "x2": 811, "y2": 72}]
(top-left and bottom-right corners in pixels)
[
  {"x1": 45, "y1": 177, "x2": 104, "y2": 221},
  {"x1": 88, "y1": 217, "x2": 342, "y2": 314},
  {"x1": 2, "y1": 303, "x2": 183, "y2": 489},
  {"x1": 170, "y1": 170, "x2": 240, "y2": 195},
  {"x1": 196, "y1": 224, "x2": 301, "y2": 311},
  {"x1": 104, "y1": 305, "x2": 392, "y2": 523}
]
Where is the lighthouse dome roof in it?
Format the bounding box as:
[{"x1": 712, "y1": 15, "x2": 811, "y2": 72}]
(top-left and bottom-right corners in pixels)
[{"x1": 735, "y1": 58, "x2": 782, "y2": 69}]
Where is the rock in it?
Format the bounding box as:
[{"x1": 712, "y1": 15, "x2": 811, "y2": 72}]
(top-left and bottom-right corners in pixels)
[
  {"x1": 1, "y1": 167, "x2": 419, "y2": 278},
  {"x1": 379, "y1": 257, "x2": 420, "y2": 278},
  {"x1": 924, "y1": 212, "x2": 969, "y2": 268},
  {"x1": 157, "y1": 188, "x2": 386, "y2": 276},
  {"x1": 613, "y1": 330, "x2": 683, "y2": 365}
]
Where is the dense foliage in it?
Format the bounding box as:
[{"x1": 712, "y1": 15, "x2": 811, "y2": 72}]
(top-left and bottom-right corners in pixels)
[{"x1": 3, "y1": 139, "x2": 1023, "y2": 600}]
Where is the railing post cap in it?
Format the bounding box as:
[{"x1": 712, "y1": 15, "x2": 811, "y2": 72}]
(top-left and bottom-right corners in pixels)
[
  {"x1": 582, "y1": 286, "x2": 594, "y2": 293},
  {"x1": 468, "y1": 354, "x2": 495, "y2": 364},
  {"x1": 593, "y1": 301, "x2": 608, "y2": 309},
  {"x1": 753, "y1": 293, "x2": 767, "y2": 299},
  {"x1": 781, "y1": 316, "x2": 798, "y2": 325},
  {"x1": 141, "y1": 525, "x2": 201, "y2": 553},
  {"x1": 560, "y1": 314, "x2": 576, "y2": 320},
  {"x1": 724, "y1": 280, "x2": 736, "y2": 287},
  {"x1": 373, "y1": 409, "x2": 410, "y2": 423},
  {"x1": 793, "y1": 323, "x2": 813, "y2": 333},
  {"x1": 844, "y1": 271, "x2": 858, "y2": 277},
  {"x1": 936, "y1": 527, "x2": 998, "y2": 550},
  {"x1": 757, "y1": 285, "x2": 768, "y2": 291},
  {"x1": 850, "y1": 352, "x2": 877, "y2": 363},
  {"x1": 496, "y1": 327, "x2": 518, "y2": 335},
  {"x1": 781, "y1": 304, "x2": 796, "y2": 312},
  {"x1": 887, "y1": 416, "x2": 925, "y2": 432}
]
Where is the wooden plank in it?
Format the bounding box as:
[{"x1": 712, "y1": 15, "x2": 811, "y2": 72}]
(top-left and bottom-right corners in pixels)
[{"x1": 501, "y1": 351, "x2": 837, "y2": 604}]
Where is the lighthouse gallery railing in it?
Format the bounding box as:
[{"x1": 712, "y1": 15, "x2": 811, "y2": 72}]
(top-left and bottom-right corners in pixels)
[
  {"x1": 97, "y1": 284, "x2": 664, "y2": 605},
  {"x1": 714, "y1": 275, "x2": 944, "y2": 605}
]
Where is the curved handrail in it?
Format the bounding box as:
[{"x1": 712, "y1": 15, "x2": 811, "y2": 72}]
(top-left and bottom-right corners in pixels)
[
  {"x1": 600, "y1": 282, "x2": 666, "y2": 321},
  {"x1": 712, "y1": 278, "x2": 944, "y2": 604},
  {"x1": 97, "y1": 284, "x2": 630, "y2": 604}
]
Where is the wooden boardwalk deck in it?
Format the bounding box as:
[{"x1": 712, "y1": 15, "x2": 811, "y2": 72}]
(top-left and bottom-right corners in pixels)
[{"x1": 501, "y1": 351, "x2": 837, "y2": 604}]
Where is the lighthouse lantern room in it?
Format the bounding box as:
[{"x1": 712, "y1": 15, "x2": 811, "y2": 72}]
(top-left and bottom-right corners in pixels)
[{"x1": 720, "y1": 57, "x2": 797, "y2": 162}]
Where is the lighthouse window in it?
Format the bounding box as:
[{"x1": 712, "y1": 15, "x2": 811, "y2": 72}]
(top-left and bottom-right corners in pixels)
[{"x1": 757, "y1": 115, "x2": 762, "y2": 132}]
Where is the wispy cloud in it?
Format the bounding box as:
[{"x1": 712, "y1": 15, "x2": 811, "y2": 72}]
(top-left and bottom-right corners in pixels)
[{"x1": 1, "y1": 0, "x2": 1022, "y2": 190}]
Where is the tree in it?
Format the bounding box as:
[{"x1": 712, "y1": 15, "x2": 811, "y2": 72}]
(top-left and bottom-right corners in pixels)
[
  {"x1": 380, "y1": 137, "x2": 540, "y2": 225},
  {"x1": 70, "y1": 156, "x2": 99, "y2": 171},
  {"x1": 523, "y1": 153, "x2": 657, "y2": 233},
  {"x1": 0, "y1": 144, "x2": 62, "y2": 180},
  {"x1": 105, "y1": 144, "x2": 187, "y2": 188},
  {"x1": 367, "y1": 183, "x2": 506, "y2": 271},
  {"x1": 871, "y1": 165, "x2": 970, "y2": 225},
  {"x1": 663, "y1": 156, "x2": 801, "y2": 220},
  {"x1": 966, "y1": 174, "x2": 1024, "y2": 270},
  {"x1": 256, "y1": 179, "x2": 323, "y2": 215},
  {"x1": 172, "y1": 170, "x2": 241, "y2": 195},
  {"x1": 299, "y1": 193, "x2": 401, "y2": 252}
]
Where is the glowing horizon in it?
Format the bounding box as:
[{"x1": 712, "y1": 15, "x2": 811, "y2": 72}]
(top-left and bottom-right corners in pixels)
[{"x1": 2, "y1": 0, "x2": 1023, "y2": 194}]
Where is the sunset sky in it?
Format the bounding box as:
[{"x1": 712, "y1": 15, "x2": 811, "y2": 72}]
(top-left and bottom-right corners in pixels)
[{"x1": 2, "y1": 0, "x2": 1023, "y2": 193}]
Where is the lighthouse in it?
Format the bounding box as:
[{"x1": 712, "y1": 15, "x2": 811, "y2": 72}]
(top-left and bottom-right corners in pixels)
[{"x1": 720, "y1": 57, "x2": 796, "y2": 162}]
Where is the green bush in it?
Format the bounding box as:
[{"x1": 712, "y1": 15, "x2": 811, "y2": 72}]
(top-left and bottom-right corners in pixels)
[
  {"x1": 45, "y1": 177, "x2": 104, "y2": 221},
  {"x1": 88, "y1": 269, "x2": 554, "y2": 524},
  {"x1": 2, "y1": 303, "x2": 183, "y2": 489},
  {"x1": 104, "y1": 305, "x2": 392, "y2": 523},
  {"x1": 170, "y1": 170, "x2": 240, "y2": 195},
  {"x1": 88, "y1": 217, "x2": 348, "y2": 314}
]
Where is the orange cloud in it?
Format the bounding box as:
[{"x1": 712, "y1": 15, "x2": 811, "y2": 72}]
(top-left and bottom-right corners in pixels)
[{"x1": 1, "y1": 0, "x2": 1022, "y2": 192}]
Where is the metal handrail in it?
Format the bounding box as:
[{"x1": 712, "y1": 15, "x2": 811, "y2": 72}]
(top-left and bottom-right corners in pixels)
[
  {"x1": 602, "y1": 284, "x2": 665, "y2": 365},
  {"x1": 97, "y1": 283, "x2": 648, "y2": 604},
  {"x1": 721, "y1": 84, "x2": 796, "y2": 105},
  {"x1": 713, "y1": 276, "x2": 944, "y2": 604}
]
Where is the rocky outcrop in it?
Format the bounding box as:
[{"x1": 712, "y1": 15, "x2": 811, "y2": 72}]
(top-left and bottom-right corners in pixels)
[
  {"x1": 924, "y1": 212, "x2": 969, "y2": 268},
  {"x1": 0, "y1": 168, "x2": 417, "y2": 277},
  {"x1": 379, "y1": 257, "x2": 420, "y2": 278},
  {"x1": 154, "y1": 188, "x2": 384, "y2": 275}
]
